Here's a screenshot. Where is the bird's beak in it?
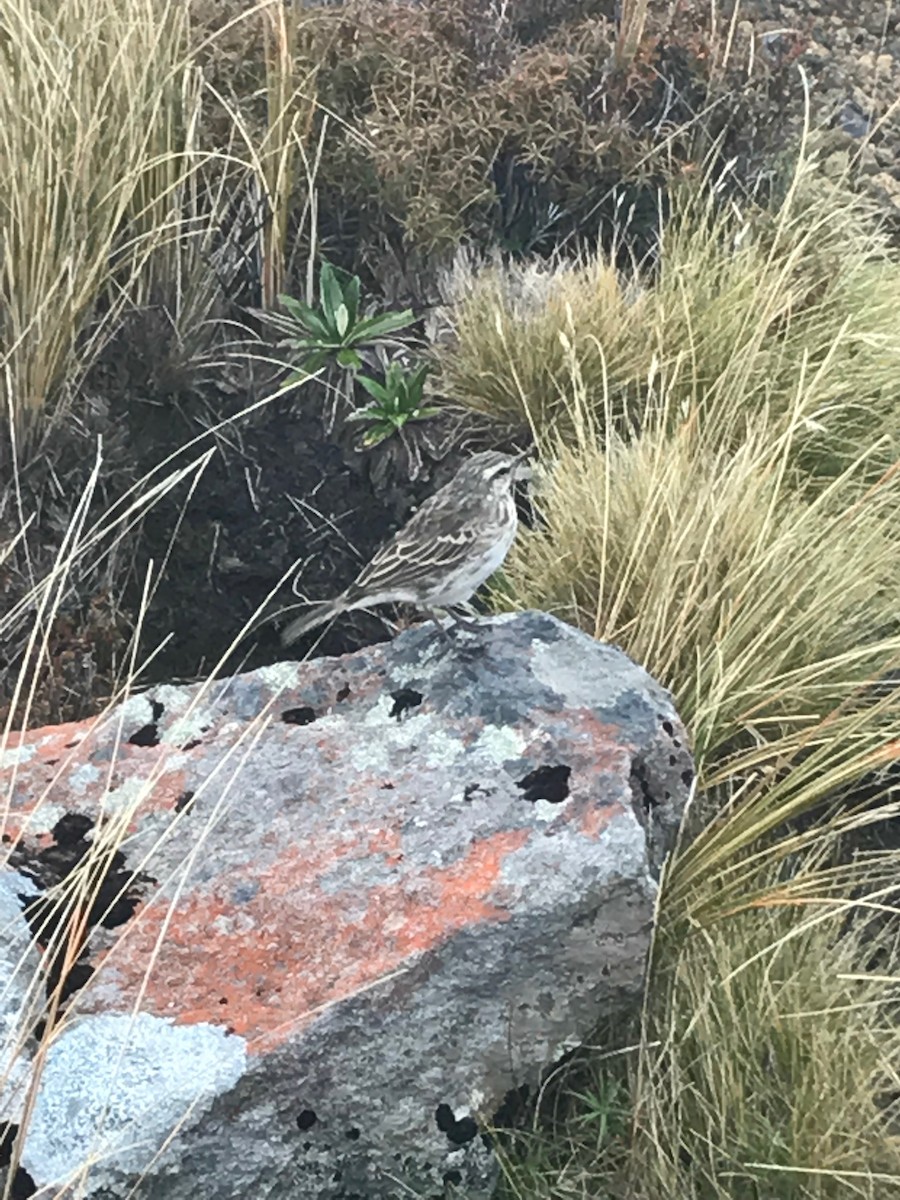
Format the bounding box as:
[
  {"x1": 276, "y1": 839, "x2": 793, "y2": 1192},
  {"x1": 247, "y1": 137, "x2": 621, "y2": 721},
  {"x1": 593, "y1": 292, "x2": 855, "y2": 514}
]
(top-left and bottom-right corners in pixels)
[{"x1": 511, "y1": 448, "x2": 533, "y2": 481}]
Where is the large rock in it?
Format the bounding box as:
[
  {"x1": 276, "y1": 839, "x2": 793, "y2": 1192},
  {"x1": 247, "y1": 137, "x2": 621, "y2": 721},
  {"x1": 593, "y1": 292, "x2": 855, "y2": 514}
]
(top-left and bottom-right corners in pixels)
[{"x1": 1, "y1": 611, "x2": 693, "y2": 1199}]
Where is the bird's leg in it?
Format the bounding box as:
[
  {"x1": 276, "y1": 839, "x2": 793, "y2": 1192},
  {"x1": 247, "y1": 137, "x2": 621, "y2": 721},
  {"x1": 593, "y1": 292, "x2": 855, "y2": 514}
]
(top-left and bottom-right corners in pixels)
[
  {"x1": 424, "y1": 609, "x2": 454, "y2": 647},
  {"x1": 446, "y1": 607, "x2": 481, "y2": 633}
]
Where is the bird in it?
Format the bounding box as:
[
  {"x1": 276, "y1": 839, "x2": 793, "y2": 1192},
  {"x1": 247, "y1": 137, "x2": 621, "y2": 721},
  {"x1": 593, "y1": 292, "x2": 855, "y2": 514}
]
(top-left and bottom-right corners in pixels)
[{"x1": 280, "y1": 449, "x2": 528, "y2": 646}]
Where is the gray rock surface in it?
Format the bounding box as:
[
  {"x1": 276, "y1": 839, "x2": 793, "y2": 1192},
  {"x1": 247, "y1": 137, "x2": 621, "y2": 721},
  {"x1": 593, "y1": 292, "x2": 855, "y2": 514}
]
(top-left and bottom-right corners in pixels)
[{"x1": 3, "y1": 611, "x2": 693, "y2": 1198}]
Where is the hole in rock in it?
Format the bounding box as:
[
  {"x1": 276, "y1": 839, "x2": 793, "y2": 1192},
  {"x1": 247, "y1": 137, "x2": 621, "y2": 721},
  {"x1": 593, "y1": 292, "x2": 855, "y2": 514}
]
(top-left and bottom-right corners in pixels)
[
  {"x1": 434, "y1": 1103, "x2": 478, "y2": 1146},
  {"x1": 282, "y1": 706, "x2": 317, "y2": 726},
  {"x1": 174, "y1": 791, "x2": 195, "y2": 813},
  {"x1": 129, "y1": 700, "x2": 164, "y2": 746},
  {"x1": 345, "y1": 1127, "x2": 360, "y2": 1140},
  {"x1": 14, "y1": 814, "x2": 150, "y2": 1029},
  {"x1": 0, "y1": 1123, "x2": 37, "y2": 1198},
  {"x1": 128, "y1": 724, "x2": 159, "y2": 748},
  {"x1": 0, "y1": 1122, "x2": 16, "y2": 1167},
  {"x1": 9, "y1": 1169, "x2": 35, "y2": 1200},
  {"x1": 336, "y1": 684, "x2": 351, "y2": 702},
  {"x1": 390, "y1": 688, "x2": 423, "y2": 720},
  {"x1": 297, "y1": 1109, "x2": 318, "y2": 1131},
  {"x1": 51, "y1": 813, "x2": 94, "y2": 847},
  {"x1": 516, "y1": 764, "x2": 570, "y2": 803}
]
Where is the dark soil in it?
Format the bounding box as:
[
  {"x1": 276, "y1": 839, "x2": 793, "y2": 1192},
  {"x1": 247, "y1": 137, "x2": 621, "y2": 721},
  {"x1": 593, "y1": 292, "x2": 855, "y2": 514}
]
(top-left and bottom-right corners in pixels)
[
  {"x1": 113, "y1": 384, "x2": 426, "y2": 683},
  {"x1": 106, "y1": 352, "x2": 517, "y2": 686},
  {"x1": 130, "y1": 413, "x2": 396, "y2": 679}
]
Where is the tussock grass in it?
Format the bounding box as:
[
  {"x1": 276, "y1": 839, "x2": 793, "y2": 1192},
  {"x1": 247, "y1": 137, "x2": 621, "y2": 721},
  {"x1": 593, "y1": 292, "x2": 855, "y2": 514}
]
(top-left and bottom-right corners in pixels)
[
  {"x1": 0, "y1": 0, "x2": 317, "y2": 457},
  {"x1": 632, "y1": 890, "x2": 900, "y2": 1200},
  {"x1": 498, "y1": 834, "x2": 900, "y2": 1200},
  {"x1": 458, "y1": 158, "x2": 900, "y2": 1199},
  {"x1": 437, "y1": 163, "x2": 900, "y2": 480},
  {"x1": 499, "y1": 403, "x2": 899, "y2": 767},
  {"x1": 0, "y1": 0, "x2": 202, "y2": 451}
]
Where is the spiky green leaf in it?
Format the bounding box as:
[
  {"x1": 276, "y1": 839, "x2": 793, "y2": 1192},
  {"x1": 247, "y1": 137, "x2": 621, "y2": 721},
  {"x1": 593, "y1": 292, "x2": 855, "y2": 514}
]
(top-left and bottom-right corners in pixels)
[
  {"x1": 356, "y1": 374, "x2": 390, "y2": 404},
  {"x1": 361, "y1": 423, "x2": 394, "y2": 447},
  {"x1": 334, "y1": 302, "x2": 350, "y2": 338},
  {"x1": 319, "y1": 262, "x2": 346, "y2": 324},
  {"x1": 351, "y1": 309, "x2": 416, "y2": 342},
  {"x1": 278, "y1": 295, "x2": 335, "y2": 342},
  {"x1": 344, "y1": 273, "x2": 361, "y2": 328}
]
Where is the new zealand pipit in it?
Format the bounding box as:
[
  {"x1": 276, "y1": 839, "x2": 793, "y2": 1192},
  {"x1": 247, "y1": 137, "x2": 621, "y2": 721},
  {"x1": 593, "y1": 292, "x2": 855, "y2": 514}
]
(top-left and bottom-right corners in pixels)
[{"x1": 281, "y1": 450, "x2": 528, "y2": 646}]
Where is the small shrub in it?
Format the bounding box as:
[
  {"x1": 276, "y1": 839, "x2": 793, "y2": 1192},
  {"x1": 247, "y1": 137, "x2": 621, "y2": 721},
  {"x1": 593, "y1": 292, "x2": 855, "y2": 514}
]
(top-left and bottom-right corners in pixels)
[
  {"x1": 349, "y1": 362, "x2": 438, "y2": 447},
  {"x1": 293, "y1": 0, "x2": 797, "y2": 284},
  {"x1": 261, "y1": 263, "x2": 416, "y2": 376}
]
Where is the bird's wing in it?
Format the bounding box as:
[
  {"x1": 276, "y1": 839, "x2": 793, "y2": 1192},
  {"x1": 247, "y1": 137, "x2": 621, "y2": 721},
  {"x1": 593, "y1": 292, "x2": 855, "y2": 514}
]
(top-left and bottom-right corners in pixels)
[{"x1": 348, "y1": 494, "x2": 479, "y2": 599}]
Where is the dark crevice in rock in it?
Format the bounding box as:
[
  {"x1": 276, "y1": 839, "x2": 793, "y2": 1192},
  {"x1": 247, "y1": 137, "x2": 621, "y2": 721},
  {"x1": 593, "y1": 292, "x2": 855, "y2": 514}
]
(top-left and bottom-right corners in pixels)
[
  {"x1": 0, "y1": 1123, "x2": 37, "y2": 1197},
  {"x1": 10, "y1": 813, "x2": 151, "y2": 1032},
  {"x1": 128, "y1": 699, "x2": 164, "y2": 747},
  {"x1": 389, "y1": 688, "x2": 423, "y2": 720},
  {"x1": 630, "y1": 756, "x2": 657, "y2": 812},
  {"x1": 335, "y1": 683, "x2": 351, "y2": 702},
  {"x1": 515, "y1": 764, "x2": 571, "y2": 803},
  {"x1": 282, "y1": 706, "x2": 317, "y2": 726},
  {"x1": 434, "y1": 1103, "x2": 478, "y2": 1146},
  {"x1": 296, "y1": 1109, "x2": 318, "y2": 1131},
  {"x1": 491, "y1": 1082, "x2": 531, "y2": 1130},
  {"x1": 174, "y1": 791, "x2": 195, "y2": 813}
]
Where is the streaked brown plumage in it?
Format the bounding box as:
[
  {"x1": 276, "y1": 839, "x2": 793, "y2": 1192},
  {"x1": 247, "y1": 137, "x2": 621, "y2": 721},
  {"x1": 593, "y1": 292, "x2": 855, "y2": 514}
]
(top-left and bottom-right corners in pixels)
[{"x1": 281, "y1": 450, "x2": 527, "y2": 646}]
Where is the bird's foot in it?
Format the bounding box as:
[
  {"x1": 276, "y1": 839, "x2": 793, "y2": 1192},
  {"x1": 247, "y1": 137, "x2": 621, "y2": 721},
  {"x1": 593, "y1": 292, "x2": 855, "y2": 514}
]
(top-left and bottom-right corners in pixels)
[{"x1": 448, "y1": 612, "x2": 482, "y2": 634}]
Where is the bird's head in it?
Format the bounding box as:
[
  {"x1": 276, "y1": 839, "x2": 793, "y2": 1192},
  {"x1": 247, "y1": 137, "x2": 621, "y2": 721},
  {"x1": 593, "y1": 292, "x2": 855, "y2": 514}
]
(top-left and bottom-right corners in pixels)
[{"x1": 462, "y1": 449, "x2": 531, "y2": 498}]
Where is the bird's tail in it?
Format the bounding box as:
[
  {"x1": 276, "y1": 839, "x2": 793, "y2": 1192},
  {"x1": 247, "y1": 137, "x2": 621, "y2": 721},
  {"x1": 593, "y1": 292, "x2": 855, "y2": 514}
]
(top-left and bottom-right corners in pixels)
[{"x1": 280, "y1": 599, "x2": 346, "y2": 646}]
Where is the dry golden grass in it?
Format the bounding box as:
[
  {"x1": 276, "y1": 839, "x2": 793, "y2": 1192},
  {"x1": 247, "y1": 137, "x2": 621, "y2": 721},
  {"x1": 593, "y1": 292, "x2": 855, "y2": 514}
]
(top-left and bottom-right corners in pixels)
[
  {"x1": 467, "y1": 158, "x2": 900, "y2": 1200},
  {"x1": 500, "y1": 404, "x2": 899, "y2": 768},
  {"x1": 0, "y1": 0, "x2": 201, "y2": 451},
  {"x1": 437, "y1": 162, "x2": 900, "y2": 482},
  {"x1": 0, "y1": 0, "x2": 321, "y2": 457}
]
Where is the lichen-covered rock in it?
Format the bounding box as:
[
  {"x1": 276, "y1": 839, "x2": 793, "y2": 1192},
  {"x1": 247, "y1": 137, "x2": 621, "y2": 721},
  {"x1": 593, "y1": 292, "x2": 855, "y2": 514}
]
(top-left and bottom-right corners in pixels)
[{"x1": 2, "y1": 611, "x2": 693, "y2": 1199}]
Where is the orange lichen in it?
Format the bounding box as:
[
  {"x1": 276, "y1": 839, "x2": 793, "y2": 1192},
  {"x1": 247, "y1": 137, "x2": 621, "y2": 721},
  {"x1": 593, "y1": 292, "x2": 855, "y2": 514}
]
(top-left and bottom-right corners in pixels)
[{"x1": 87, "y1": 828, "x2": 532, "y2": 1054}]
